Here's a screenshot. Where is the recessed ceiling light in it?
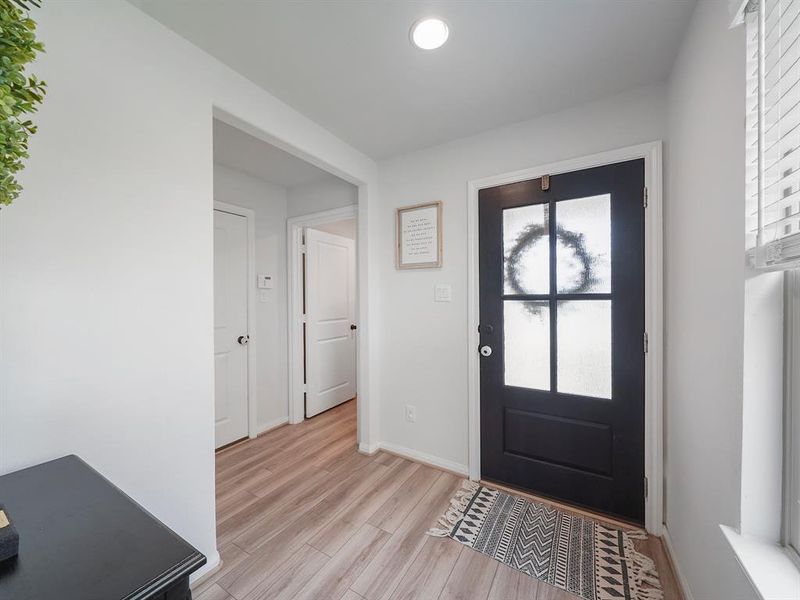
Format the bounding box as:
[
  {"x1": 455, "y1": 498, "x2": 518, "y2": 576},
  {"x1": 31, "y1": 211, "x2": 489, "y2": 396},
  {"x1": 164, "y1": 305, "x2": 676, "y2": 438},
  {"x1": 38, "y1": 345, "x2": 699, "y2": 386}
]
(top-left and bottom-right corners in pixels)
[{"x1": 410, "y1": 18, "x2": 449, "y2": 50}]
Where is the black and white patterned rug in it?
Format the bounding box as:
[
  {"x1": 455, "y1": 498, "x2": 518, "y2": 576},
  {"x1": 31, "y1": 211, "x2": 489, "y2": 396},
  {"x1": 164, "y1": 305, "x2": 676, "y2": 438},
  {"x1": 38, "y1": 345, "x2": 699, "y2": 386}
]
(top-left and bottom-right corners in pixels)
[{"x1": 429, "y1": 481, "x2": 663, "y2": 600}]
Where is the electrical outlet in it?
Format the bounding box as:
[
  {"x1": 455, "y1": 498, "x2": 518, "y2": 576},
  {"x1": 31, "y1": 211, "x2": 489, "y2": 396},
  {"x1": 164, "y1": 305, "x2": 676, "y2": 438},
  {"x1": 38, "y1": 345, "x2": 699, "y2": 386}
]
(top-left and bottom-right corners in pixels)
[{"x1": 405, "y1": 405, "x2": 416, "y2": 423}]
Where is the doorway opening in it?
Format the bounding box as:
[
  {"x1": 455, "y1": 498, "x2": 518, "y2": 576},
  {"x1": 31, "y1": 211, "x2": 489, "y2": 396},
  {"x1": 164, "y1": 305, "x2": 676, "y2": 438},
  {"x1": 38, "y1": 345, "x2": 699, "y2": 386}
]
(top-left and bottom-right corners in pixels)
[
  {"x1": 467, "y1": 142, "x2": 664, "y2": 534},
  {"x1": 288, "y1": 206, "x2": 359, "y2": 425},
  {"x1": 478, "y1": 159, "x2": 646, "y2": 523},
  {"x1": 300, "y1": 216, "x2": 358, "y2": 419},
  {"x1": 211, "y1": 117, "x2": 360, "y2": 538}
]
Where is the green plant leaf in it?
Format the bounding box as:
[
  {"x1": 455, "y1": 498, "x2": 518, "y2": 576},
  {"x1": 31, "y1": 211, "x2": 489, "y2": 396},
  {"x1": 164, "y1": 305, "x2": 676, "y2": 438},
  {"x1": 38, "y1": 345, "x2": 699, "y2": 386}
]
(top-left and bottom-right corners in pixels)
[{"x1": 0, "y1": 0, "x2": 45, "y2": 207}]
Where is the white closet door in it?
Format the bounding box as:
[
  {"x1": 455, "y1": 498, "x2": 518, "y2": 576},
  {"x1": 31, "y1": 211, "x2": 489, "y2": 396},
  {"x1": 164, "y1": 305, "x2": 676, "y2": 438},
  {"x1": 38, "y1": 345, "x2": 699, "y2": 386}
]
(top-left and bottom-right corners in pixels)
[
  {"x1": 214, "y1": 209, "x2": 249, "y2": 447},
  {"x1": 305, "y1": 228, "x2": 356, "y2": 418}
]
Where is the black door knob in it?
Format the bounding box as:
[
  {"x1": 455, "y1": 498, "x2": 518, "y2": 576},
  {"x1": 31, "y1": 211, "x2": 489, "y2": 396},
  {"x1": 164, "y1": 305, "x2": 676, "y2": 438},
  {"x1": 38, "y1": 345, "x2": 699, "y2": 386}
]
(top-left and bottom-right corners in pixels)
[{"x1": 350, "y1": 324, "x2": 357, "y2": 330}]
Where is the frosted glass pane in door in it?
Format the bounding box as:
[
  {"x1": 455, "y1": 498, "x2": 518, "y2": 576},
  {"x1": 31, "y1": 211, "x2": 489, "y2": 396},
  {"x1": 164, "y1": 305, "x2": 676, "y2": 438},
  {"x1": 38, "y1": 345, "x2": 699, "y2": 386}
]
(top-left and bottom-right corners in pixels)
[
  {"x1": 504, "y1": 300, "x2": 550, "y2": 390},
  {"x1": 556, "y1": 194, "x2": 611, "y2": 293},
  {"x1": 557, "y1": 300, "x2": 611, "y2": 398},
  {"x1": 503, "y1": 204, "x2": 549, "y2": 294}
]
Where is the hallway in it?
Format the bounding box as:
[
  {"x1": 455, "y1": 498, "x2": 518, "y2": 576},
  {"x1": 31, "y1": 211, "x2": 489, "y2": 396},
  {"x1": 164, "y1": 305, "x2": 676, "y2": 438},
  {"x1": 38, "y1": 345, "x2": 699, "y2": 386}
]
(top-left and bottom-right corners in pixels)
[{"x1": 196, "y1": 401, "x2": 681, "y2": 600}]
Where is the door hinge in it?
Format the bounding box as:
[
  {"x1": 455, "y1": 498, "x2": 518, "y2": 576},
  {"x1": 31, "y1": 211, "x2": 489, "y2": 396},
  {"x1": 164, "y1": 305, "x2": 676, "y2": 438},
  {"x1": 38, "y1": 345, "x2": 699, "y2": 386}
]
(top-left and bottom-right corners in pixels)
[
  {"x1": 302, "y1": 313, "x2": 307, "y2": 324},
  {"x1": 300, "y1": 244, "x2": 307, "y2": 253},
  {"x1": 643, "y1": 187, "x2": 649, "y2": 208},
  {"x1": 643, "y1": 331, "x2": 649, "y2": 354},
  {"x1": 644, "y1": 476, "x2": 649, "y2": 498}
]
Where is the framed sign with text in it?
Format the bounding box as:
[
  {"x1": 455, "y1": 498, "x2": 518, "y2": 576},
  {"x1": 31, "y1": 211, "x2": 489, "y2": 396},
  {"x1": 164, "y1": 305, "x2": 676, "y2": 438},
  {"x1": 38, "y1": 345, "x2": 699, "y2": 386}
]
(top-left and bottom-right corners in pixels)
[{"x1": 396, "y1": 201, "x2": 443, "y2": 269}]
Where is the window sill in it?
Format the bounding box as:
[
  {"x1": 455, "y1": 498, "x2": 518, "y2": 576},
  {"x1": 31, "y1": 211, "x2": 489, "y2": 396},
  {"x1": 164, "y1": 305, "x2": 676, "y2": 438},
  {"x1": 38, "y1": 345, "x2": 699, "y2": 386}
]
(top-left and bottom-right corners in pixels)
[{"x1": 721, "y1": 525, "x2": 800, "y2": 600}]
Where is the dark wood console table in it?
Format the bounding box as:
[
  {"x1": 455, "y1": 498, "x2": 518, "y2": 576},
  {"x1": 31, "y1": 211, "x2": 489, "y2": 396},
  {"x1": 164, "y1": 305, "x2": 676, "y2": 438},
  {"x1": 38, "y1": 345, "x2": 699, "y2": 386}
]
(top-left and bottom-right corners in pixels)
[{"x1": 0, "y1": 455, "x2": 206, "y2": 599}]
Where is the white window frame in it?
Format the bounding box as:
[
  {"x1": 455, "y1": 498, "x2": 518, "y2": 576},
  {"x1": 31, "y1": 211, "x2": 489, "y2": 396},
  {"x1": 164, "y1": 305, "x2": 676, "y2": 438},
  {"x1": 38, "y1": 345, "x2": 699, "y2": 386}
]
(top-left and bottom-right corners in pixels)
[
  {"x1": 786, "y1": 268, "x2": 800, "y2": 557},
  {"x1": 744, "y1": 0, "x2": 800, "y2": 554},
  {"x1": 725, "y1": 5, "x2": 800, "y2": 597}
]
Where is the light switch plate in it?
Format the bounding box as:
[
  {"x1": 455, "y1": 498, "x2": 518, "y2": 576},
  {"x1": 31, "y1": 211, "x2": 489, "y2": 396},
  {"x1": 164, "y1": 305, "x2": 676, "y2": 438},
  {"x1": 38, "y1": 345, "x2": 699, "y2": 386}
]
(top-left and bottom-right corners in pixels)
[
  {"x1": 259, "y1": 290, "x2": 269, "y2": 303},
  {"x1": 434, "y1": 284, "x2": 452, "y2": 302},
  {"x1": 257, "y1": 274, "x2": 273, "y2": 289}
]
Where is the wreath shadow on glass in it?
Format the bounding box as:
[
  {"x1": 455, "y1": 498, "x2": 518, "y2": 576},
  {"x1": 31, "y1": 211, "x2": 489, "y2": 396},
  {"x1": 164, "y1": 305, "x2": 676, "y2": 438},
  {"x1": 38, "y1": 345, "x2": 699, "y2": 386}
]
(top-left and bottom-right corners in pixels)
[{"x1": 505, "y1": 223, "x2": 598, "y2": 317}]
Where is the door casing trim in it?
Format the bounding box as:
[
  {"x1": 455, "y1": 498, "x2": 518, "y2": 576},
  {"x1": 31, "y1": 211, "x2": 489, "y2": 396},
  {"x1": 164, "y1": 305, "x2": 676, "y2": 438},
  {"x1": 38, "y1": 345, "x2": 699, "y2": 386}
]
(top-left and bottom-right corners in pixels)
[
  {"x1": 287, "y1": 204, "x2": 359, "y2": 426},
  {"x1": 214, "y1": 200, "x2": 258, "y2": 441},
  {"x1": 466, "y1": 141, "x2": 664, "y2": 535}
]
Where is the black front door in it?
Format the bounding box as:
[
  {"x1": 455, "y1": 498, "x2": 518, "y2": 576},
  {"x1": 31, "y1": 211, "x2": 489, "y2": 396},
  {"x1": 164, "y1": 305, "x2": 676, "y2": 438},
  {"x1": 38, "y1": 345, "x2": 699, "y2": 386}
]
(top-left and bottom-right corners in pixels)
[{"x1": 479, "y1": 159, "x2": 645, "y2": 523}]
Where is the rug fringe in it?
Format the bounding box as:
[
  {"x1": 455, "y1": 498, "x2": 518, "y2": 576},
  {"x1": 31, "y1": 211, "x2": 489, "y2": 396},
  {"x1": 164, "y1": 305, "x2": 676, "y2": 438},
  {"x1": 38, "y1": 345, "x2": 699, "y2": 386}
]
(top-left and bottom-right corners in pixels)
[
  {"x1": 426, "y1": 480, "x2": 480, "y2": 537},
  {"x1": 625, "y1": 532, "x2": 664, "y2": 600}
]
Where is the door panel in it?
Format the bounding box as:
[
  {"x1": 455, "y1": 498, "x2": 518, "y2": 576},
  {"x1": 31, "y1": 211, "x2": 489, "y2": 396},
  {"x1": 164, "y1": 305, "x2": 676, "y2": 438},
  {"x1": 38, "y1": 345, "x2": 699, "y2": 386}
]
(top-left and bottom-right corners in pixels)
[
  {"x1": 214, "y1": 209, "x2": 249, "y2": 449},
  {"x1": 305, "y1": 228, "x2": 357, "y2": 418},
  {"x1": 479, "y1": 159, "x2": 645, "y2": 522},
  {"x1": 504, "y1": 409, "x2": 613, "y2": 476}
]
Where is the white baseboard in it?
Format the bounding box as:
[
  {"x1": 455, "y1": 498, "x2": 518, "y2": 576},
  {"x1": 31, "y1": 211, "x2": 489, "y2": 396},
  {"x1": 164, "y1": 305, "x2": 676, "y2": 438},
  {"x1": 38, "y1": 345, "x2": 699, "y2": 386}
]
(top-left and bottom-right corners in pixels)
[
  {"x1": 377, "y1": 442, "x2": 469, "y2": 477},
  {"x1": 358, "y1": 442, "x2": 380, "y2": 455},
  {"x1": 662, "y1": 526, "x2": 694, "y2": 600},
  {"x1": 256, "y1": 416, "x2": 289, "y2": 436},
  {"x1": 189, "y1": 550, "x2": 221, "y2": 586}
]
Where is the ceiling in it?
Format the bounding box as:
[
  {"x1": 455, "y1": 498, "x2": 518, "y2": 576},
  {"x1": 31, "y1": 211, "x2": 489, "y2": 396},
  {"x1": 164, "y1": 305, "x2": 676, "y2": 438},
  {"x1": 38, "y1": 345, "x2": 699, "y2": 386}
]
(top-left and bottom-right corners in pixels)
[
  {"x1": 213, "y1": 119, "x2": 334, "y2": 187},
  {"x1": 133, "y1": 1, "x2": 696, "y2": 160}
]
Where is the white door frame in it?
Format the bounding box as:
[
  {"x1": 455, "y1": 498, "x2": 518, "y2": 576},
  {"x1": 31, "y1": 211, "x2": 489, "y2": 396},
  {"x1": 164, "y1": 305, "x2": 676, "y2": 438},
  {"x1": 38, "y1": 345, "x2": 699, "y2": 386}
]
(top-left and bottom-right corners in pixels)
[
  {"x1": 214, "y1": 201, "x2": 258, "y2": 440},
  {"x1": 466, "y1": 141, "x2": 664, "y2": 535},
  {"x1": 287, "y1": 204, "x2": 359, "y2": 426}
]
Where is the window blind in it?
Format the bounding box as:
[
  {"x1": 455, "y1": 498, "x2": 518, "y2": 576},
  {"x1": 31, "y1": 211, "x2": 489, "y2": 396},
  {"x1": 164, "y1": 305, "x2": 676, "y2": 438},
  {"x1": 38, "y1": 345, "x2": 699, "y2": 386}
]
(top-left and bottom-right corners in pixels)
[{"x1": 748, "y1": 0, "x2": 800, "y2": 268}]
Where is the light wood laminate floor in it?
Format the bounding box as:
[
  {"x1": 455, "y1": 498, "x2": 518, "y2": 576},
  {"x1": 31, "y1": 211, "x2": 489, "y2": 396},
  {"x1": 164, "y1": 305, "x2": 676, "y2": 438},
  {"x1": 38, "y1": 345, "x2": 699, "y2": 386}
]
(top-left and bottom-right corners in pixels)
[{"x1": 196, "y1": 400, "x2": 683, "y2": 600}]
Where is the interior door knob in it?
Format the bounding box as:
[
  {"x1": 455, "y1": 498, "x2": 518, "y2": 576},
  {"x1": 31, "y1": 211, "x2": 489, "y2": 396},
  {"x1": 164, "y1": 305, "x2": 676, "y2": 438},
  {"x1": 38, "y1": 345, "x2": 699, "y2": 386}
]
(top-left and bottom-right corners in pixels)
[
  {"x1": 237, "y1": 335, "x2": 249, "y2": 345},
  {"x1": 350, "y1": 324, "x2": 357, "y2": 330},
  {"x1": 480, "y1": 345, "x2": 492, "y2": 357}
]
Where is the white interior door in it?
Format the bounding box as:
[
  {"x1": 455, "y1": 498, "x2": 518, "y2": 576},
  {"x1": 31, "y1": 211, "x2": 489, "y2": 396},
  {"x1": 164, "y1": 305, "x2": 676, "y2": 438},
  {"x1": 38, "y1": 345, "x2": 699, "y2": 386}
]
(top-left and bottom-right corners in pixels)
[
  {"x1": 305, "y1": 228, "x2": 357, "y2": 418},
  {"x1": 214, "y1": 209, "x2": 249, "y2": 448}
]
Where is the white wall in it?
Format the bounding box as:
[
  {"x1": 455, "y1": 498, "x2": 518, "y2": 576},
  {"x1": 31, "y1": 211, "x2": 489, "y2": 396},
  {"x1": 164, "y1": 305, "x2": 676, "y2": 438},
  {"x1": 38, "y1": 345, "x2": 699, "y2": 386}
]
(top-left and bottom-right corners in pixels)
[
  {"x1": 214, "y1": 164, "x2": 289, "y2": 430},
  {"x1": 376, "y1": 83, "x2": 667, "y2": 471},
  {"x1": 0, "y1": 1, "x2": 377, "y2": 578},
  {"x1": 666, "y1": 1, "x2": 757, "y2": 598},
  {"x1": 288, "y1": 175, "x2": 358, "y2": 218},
  {"x1": 311, "y1": 218, "x2": 358, "y2": 240}
]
